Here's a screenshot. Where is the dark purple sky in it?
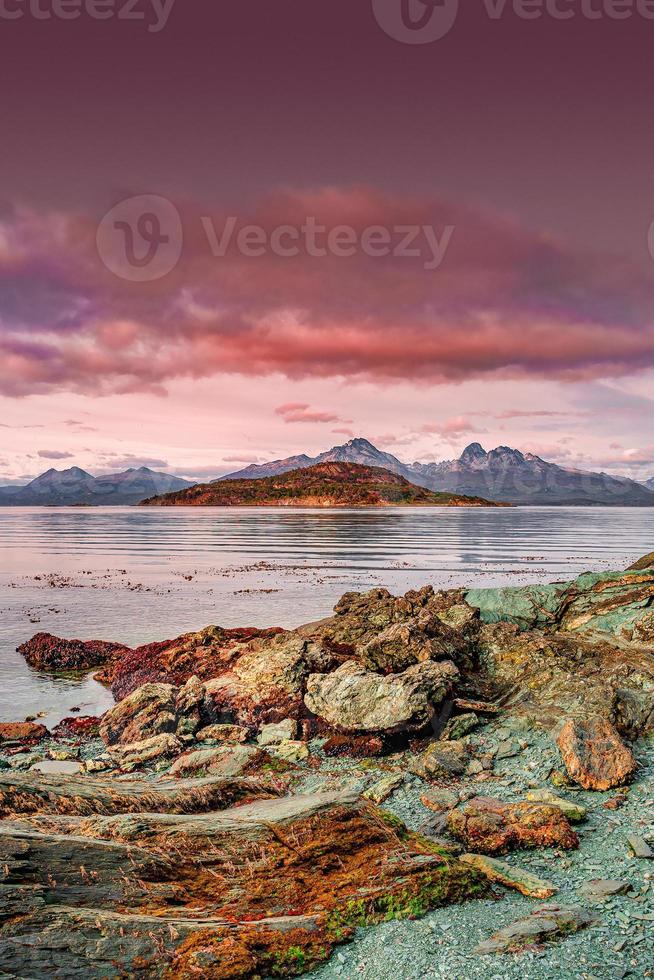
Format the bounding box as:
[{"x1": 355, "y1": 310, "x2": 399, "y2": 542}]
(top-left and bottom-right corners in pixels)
[{"x1": 2, "y1": 0, "x2": 654, "y2": 480}]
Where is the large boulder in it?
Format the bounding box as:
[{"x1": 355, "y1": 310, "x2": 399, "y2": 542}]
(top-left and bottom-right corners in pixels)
[
  {"x1": 304, "y1": 659, "x2": 459, "y2": 734},
  {"x1": 108, "y1": 625, "x2": 286, "y2": 700},
  {"x1": 447, "y1": 797, "x2": 579, "y2": 855},
  {"x1": 556, "y1": 716, "x2": 637, "y2": 791},
  {"x1": 99, "y1": 683, "x2": 178, "y2": 746},
  {"x1": 203, "y1": 634, "x2": 314, "y2": 727}
]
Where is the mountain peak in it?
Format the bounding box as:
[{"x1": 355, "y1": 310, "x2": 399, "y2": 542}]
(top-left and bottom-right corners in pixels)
[{"x1": 460, "y1": 443, "x2": 487, "y2": 464}]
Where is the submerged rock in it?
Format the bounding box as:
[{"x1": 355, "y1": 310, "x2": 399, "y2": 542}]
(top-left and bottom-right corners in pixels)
[
  {"x1": 17, "y1": 632, "x2": 128, "y2": 673},
  {"x1": 556, "y1": 716, "x2": 637, "y2": 791},
  {"x1": 305, "y1": 660, "x2": 458, "y2": 735}
]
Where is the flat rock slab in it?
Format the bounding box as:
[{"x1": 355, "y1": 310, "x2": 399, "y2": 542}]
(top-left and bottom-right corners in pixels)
[
  {"x1": 627, "y1": 834, "x2": 654, "y2": 859},
  {"x1": 475, "y1": 905, "x2": 596, "y2": 954},
  {"x1": 0, "y1": 771, "x2": 280, "y2": 817},
  {"x1": 577, "y1": 878, "x2": 633, "y2": 901}
]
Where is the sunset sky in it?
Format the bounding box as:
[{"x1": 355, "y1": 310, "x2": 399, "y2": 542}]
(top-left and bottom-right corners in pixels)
[{"x1": 2, "y1": 1, "x2": 654, "y2": 483}]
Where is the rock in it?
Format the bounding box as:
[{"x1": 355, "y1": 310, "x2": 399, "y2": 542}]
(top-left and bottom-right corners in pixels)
[
  {"x1": 447, "y1": 797, "x2": 579, "y2": 855},
  {"x1": 556, "y1": 717, "x2": 637, "y2": 791},
  {"x1": 495, "y1": 739, "x2": 520, "y2": 760},
  {"x1": 196, "y1": 724, "x2": 249, "y2": 743},
  {"x1": 467, "y1": 567, "x2": 654, "y2": 638},
  {"x1": 51, "y1": 715, "x2": 100, "y2": 739},
  {"x1": 269, "y1": 740, "x2": 309, "y2": 763},
  {"x1": 321, "y1": 735, "x2": 385, "y2": 758},
  {"x1": 410, "y1": 740, "x2": 468, "y2": 781},
  {"x1": 627, "y1": 835, "x2": 654, "y2": 859},
  {"x1": 363, "y1": 774, "x2": 405, "y2": 804},
  {"x1": 475, "y1": 905, "x2": 596, "y2": 954},
  {"x1": 81, "y1": 757, "x2": 113, "y2": 774},
  {"x1": 29, "y1": 760, "x2": 82, "y2": 776},
  {"x1": 465, "y1": 759, "x2": 484, "y2": 776},
  {"x1": 525, "y1": 789, "x2": 587, "y2": 823},
  {"x1": 0, "y1": 789, "x2": 489, "y2": 977},
  {"x1": 628, "y1": 552, "x2": 654, "y2": 570},
  {"x1": 108, "y1": 733, "x2": 182, "y2": 771},
  {"x1": 0, "y1": 770, "x2": 281, "y2": 817},
  {"x1": 305, "y1": 660, "x2": 458, "y2": 735},
  {"x1": 577, "y1": 879, "x2": 632, "y2": 901},
  {"x1": 257, "y1": 719, "x2": 298, "y2": 746},
  {"x1": 442, "y1": 712, "x2": 480, "y2": 741},
  {"x1": 203, "y1": 634, "x2": 311, "y2": 728},
  {"x1": 0, "y1": 722, "x2": 48, "y2": 744},
  {"x1": 168, "y1": 744, "x2": 261, "y2": 778},
  {"x1": 420, "y1": 787, "x2": 460, "y2": 812},
  {"x1": 17, "y1": 632, "x2": 127, "y2": 672},
  {"x1": 460, "y1": 853, "x2": 558, "y2": 898},
  {"x1": 99, "y1": 683, "x2": 177, "y2": 746},
  {"x1": 107, "y1": 624, "x2": 285, "y2": 700}
]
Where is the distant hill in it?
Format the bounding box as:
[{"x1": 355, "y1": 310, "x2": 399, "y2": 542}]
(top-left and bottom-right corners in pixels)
[
  {"x1": 0, "y1": 466, "x2": 193, "y2": 506},
  {"x1": 644, "y1": 476, "x2": 654, "y2": 492},
  {"x1": 222, "y1": 437, "x2": 654, "y2": 507},
  {"x1": 141, "y1": 461, "x2": 500, "y2": 508}
]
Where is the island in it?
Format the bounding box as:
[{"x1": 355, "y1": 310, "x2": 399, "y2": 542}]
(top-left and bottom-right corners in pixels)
[{"x1": 139, "y1": 461, "x2": 502, "y2": 508}]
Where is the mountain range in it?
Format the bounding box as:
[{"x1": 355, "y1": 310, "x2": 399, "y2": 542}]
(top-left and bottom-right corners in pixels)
[
  {"x1": 0, "y1": 467, "x2": 192, "y2": 506},
  {"x1": 221, "y1": 438, "x2": 654, "y2": 507},
  {"x1": 2, "y1": 439, "x2": 654, "y2": 506}
]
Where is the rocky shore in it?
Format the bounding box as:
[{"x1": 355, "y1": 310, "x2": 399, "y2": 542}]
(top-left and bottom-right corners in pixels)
[{"x1": 1, "y1": 556, "x2": 653, "y2": 978}]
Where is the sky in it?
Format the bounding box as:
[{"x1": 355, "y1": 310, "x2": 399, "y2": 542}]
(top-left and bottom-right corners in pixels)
[{"x1": 2, "y1": 0, "x2": 654, "y2": 483}]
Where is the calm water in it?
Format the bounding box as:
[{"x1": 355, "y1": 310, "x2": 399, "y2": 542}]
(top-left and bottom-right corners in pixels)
[{"x1": 1, "y1": 506, "x2": 652, "y2": 725}]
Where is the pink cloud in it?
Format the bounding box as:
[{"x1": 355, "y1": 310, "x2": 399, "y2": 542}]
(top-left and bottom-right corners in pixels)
[
  {"x1": 275, "y1": 402, "x2": 348, "y2": 424},
  {"x1": 2, "y1": 188, "x2": 654, "y2": 398}
]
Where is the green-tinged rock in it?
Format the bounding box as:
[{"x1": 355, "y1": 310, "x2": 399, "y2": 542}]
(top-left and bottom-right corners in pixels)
[
  {"x1": 525, "y1": 789, "x2": 587, "y2": 823},
  {"x1": 475, "y1": 905, "x2": 596, "y2": 954},
  {"x1": 363, "y1": 774, "x2": 404, "y2": 804},
  {"x1": 460, "y1": 853, "x2": 558, "y2": 899},
  {"x1": 269, "y1": 739, "x2": 309, "y2": 763},
  {"x1": 628, "y1": 552, "x2": 654, "y2": 570},
  {"x1": 442, "y1": 713, "x2": 480, "y2": 741},
  {"x1": 410, "y1": 741, "x2": 469, "y2": 781}
]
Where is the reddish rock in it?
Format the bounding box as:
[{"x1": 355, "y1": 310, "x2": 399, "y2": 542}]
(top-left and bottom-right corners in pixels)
[
  {"x1": 51, "y1": 716, "x2": 101, "y2": 740},
  {"x1": 17, "y1": 632, "x2": 128, "y2": 673},
  {"x1": 0, "y1": 722, "x2": 48, "y2": 744},
  {"x1": 322, "y1": 734, "x2": 385, "y2": 758},
  {"x1": 556, "y1": 717, "x2": 637, "y2": 791},
  {"x1": 109, "y1": 625, "x2": 284, "y2": 700},
  {"x1": 447, "y1": 796, "x2": 579, "y2": 855}
]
